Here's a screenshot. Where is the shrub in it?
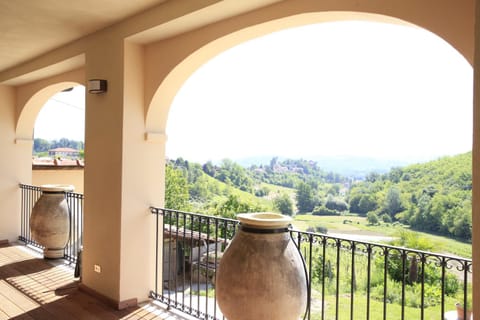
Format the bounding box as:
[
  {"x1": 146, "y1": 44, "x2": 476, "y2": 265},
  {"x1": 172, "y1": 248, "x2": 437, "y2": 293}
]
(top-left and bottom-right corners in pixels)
[
  {"x1": 367, "y1": 211, "x2": 379, "y2": 225},
  {"x1": 315, "y1": 225, "x2": 328, "y2": 234},
  {"x1": 381, "y1": 213, "x2": 392, "y2": 223},
  {"x1": 312, "y1": 205, "x2": 338, "y2": 216}
]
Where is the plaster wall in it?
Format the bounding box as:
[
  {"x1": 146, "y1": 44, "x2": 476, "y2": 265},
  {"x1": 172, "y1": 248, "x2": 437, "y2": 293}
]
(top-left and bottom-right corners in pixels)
[
  {"x1": 32, "y1": 169, "x2": 84, "y2": 194},
  {"x1": 0, "y1": 85, "x2": 32, "y2": 241},
  {"x1": 119, "y1": 41, "x2": 163, "y2": 302},
  {"x1": 82, "y1": 39, "x2": 163, "y2": 304},
  {"x1": 82, "y1": 37, "x2": 124, "y2": 302}
]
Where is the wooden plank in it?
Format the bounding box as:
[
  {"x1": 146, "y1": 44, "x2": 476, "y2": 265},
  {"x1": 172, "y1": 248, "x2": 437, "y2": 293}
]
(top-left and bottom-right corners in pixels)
[
  {"x1": 0, "y1": 309, "x2": 10, "y2": 320},
  {"x1": 0, "y1": 245, "x2": 187, "y2": 320},
  {"x1": 0, "y1": 291, "x2": 27, "y2": 318},
  {"x1": 25, "y1": 307, "x2": 58, "y2": 320},
  {"x1": 0, "y1": 280, "x2": 39, "y2": 312},
  {"x1": 40, "y1": 296, "x2": 90, "y2": 320},
  {"x1": 65, "y1": 291, "x2": 121, "y2": 320}
]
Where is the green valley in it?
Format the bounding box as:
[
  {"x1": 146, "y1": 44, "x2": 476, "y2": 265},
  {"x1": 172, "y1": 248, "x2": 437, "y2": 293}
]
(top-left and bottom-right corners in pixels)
[{"x1": 165, "y1": 152, "x2": 472, "y2": 256}]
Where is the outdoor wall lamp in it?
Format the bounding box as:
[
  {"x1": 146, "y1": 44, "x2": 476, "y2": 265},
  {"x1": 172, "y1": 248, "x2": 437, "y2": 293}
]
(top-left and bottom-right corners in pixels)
[{"x1": 87, "y1": 79, "x2": 107, "y2": 94}]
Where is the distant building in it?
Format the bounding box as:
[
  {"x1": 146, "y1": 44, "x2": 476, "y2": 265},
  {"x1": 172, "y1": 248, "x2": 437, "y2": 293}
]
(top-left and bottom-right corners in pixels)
[{"x1": 48, "y1": 147, "x2": 80, "y2": 159}]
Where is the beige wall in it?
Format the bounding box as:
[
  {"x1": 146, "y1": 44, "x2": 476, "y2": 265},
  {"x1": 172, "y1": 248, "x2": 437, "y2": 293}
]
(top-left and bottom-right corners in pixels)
[
  {"x1": 119, "y1": 41, "x2": 163, "y2": 303},
  {"x1": 32, "y1": 169, "x2": 84, "y2": 194},
  {"x1": 0, "y1": 85, "x2": 32, "y2": 241},
  {"x1": 82, "y1": 37, "x2": 125, "y2": 303}
]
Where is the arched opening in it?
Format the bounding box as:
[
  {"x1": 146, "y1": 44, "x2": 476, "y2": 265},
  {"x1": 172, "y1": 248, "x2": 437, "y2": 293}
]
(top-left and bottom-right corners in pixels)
[
  {"x1": 164, "y1": 18, "x2": 472, "y2": 234},
  {"x1": 16, "y1": 83, "x2": 85, "y2": 190},
  {"x1": 32, "y1": 85, "x2": 85, "y2": 193},
  {"x1": 166, "y1": 21, "x2": 472, "y2": 164},
  {"x1": 145, "y1": 11, "x2": 472, "y2": 318},
  {"x1": 16, "y1": 82, "x2": 81, "y2": 141},
  {"x1": 145, "y1": 11, "x2": 472, "y2": 137}
]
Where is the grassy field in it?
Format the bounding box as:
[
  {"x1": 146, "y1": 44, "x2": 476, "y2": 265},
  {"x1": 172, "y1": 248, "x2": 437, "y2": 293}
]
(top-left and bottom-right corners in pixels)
[
  {"x1": 292, "y1": 214, "x2": 472, "y2": 258},
  {"x1": 309, "y1": 291, "x2": 460, "y2": 320}
]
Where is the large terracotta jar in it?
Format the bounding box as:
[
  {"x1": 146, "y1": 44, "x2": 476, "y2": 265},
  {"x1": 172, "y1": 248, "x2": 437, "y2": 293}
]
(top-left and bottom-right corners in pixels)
[
  {"x1": 216, "y1": 212, "x2": 307, "y2": 320},
  {"x1": 30, "y1": 184, "x2": 74, "y2": 259}
]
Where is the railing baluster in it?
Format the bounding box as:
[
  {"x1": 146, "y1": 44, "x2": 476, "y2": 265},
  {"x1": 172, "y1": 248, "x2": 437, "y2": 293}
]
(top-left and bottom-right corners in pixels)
[
  {"x1": 321, "y1": 237, "x2": 326, "y2": 320},
  {"x1": 401, "y1": 251, "x2": 406, "y2": 320},
  {"x1": 307, "y1": 234, "x2": 313, "y2": 320},
  {"x1": 366, "y1": 244, "x2": 372, "y2": 320},
  {"x1": 350, "y1": 242, "x2": 355, "y2": 320},
  {"x1": 335, "y1": 239, "x2": 341, "y2": 320},
  {"x1": 383, "y1": 248, "x2": 388, "y2": 320}
]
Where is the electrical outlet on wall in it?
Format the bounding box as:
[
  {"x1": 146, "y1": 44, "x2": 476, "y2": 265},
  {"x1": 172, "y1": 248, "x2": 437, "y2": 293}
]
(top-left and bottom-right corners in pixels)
[{"x1": 94, "y1": 264, "x2": 101, "y2": 273}]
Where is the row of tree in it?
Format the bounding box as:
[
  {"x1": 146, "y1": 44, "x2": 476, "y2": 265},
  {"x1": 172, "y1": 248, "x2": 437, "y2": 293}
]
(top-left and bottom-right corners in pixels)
[
  {"x1": 33, "y1": 138, "x2": 84, "y2": 153},
  {"x1": 166, "y1": 153, "x2": 472, "y2": 241}
]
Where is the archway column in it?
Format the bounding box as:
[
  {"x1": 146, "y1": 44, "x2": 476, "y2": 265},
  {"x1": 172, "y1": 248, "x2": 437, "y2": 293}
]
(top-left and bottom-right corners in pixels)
[
  {"x1": 0, "y1": 85, "x2": 32, "y2": 242},
  {"x1": 82, "y1": 39, "x2": 163, "y2": 307}
]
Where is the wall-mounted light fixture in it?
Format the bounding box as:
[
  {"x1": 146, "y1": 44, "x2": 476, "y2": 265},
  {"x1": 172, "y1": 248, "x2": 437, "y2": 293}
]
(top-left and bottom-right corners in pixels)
[{"x1": 88, "y1": 79, "x2": 107, "y2": 94}]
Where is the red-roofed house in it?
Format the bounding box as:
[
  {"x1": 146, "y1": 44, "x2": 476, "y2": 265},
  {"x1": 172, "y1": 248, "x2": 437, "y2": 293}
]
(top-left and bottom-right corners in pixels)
[{"x1": 48, "y1": 147, "x2": 80, "y2": 159}]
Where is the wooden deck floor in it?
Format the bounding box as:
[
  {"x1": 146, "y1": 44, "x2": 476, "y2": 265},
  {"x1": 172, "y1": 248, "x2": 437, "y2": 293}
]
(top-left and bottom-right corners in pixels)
[{"x1": 0, "y1": 243, "x2": 191, "y2": 320}]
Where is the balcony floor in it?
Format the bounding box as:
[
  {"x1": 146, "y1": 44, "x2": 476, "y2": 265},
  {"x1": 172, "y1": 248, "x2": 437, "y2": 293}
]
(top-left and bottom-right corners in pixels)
[{"x1": 0, "y1": 243, "x2": 191, "y2": 320}]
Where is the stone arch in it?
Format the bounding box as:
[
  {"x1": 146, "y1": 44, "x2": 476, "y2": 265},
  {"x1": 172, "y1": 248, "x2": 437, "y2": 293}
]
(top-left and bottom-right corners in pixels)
[{"x1": 145, "y1": 6, "x2": 472, "y2": 137}]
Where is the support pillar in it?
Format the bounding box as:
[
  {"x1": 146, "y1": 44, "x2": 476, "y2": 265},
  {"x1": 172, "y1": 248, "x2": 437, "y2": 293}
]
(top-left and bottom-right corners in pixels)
[
  {"x1": 82, "y1": 39, "x2": 163, "y2": 307},
  {"x1": 0, "y1": 85, "x2": 32, "y2": 242}
]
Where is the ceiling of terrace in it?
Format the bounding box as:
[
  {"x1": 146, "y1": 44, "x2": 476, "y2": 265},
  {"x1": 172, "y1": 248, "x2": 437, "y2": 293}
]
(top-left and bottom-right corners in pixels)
[{"x1": 0, "y1": 0, "x2": 167, "y2": 73}]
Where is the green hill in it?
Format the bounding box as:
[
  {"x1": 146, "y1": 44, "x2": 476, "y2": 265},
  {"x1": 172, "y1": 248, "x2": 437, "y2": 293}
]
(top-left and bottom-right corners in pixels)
[
  {"x1": 349, "y1": 152, "x2": 472, "y2": 241},
  {"x1": 166, "y1": 153, "x2": 472, "y2": 241}
]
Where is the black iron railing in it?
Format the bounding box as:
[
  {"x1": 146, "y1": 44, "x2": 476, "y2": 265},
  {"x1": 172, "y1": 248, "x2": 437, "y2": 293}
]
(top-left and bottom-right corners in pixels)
[
  {"x1": 19, "y1": 184, "x2": 84, "y2": 264},
  {"x1": 150, "y1": 207, "x2": 238, "y2": 320},
  {"x1": 150, "y1": 207, "x2": 473, "y2": 320}
]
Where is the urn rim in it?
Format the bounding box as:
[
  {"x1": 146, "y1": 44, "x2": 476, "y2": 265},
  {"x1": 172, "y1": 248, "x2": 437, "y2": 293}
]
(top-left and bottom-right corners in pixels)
[
  {"x1": 237, "y1": 212, "x2": 292, "y2": 228},
  {"x1": 40, "y1": 184, "x2": 75, "y2": 192}
]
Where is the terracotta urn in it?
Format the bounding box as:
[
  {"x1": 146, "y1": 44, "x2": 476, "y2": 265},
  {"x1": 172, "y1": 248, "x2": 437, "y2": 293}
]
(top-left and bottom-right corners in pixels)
[
  {"x1": 30, "y1": 184, "x2": 74, "y2": 258},
  {"x1": 216, "y1": 212, "x2": 307, "y2": 320}
]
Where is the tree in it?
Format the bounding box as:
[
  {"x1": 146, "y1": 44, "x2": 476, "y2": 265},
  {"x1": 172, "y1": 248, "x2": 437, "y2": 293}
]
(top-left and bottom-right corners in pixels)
[
  {"x1": 215, "y1": 194, "x2": 263, "y2": 219},
  {"x1": 384, "y1": 187, "x2": 403, "y2": 218},
  {"x1": 274, "y1": 193, "x2": 294, "y2": 216},
  {"x1": 325, "y1": 195, "x2": 348, "y2": 212},
  {"x1": 296, "y1": 182, "x2": 316, "y2": 213},
  {"x1": 165, "y1": 165, "x2": 190, "y2": 211},
  {"x1": 202, "y1": 161, "x2": 215, "y2": 176},
  {"x1": 410, "y1": 193, "x2": 432, "y2": 229},
  {"x1": 358, "y1": 194, "x2": 377, "y2": 215},
  {"x1": 33, "y1": 138, "x2": 51, "y2": 153},
  {"x1": 366, "y1": 212, "x2": 379, "y2": 225},
  {"x1": 216, "y1": 159, "x2": 254, "y2": 193}
]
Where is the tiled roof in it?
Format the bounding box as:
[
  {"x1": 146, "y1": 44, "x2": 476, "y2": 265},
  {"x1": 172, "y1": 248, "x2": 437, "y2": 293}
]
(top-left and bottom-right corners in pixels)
[{"x1": 32, "y1": 157, "x2": 84, "y2": 168}]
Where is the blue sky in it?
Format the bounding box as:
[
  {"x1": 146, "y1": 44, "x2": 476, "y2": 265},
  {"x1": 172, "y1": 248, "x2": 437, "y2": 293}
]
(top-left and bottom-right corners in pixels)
[{"x1": 35, "y1": 21, "x2": 473, "y2": 163}]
